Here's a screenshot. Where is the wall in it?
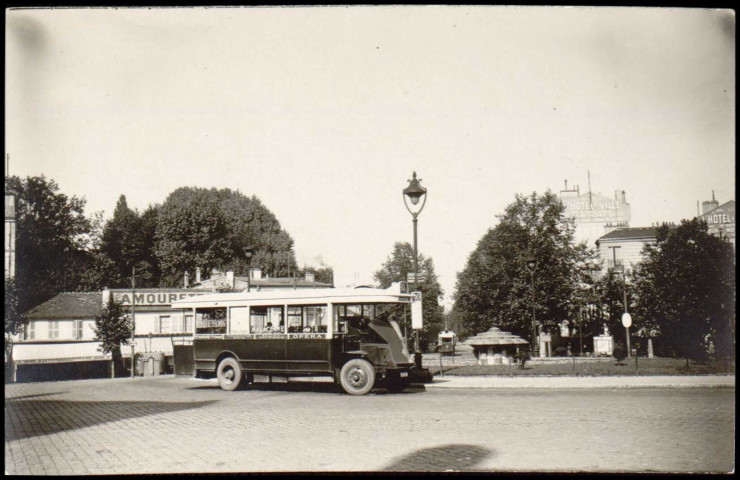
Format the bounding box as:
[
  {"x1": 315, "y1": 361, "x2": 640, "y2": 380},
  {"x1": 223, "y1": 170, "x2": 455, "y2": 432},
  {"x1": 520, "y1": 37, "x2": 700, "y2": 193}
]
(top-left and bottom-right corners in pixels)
[{"x1": 597, "y1": 238, "x2": 653, "y2": 274}]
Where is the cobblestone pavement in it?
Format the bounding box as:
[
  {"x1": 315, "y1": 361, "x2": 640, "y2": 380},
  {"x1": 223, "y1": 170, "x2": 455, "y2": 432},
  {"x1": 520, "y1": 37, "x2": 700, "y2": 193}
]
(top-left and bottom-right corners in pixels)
[{"x1": 4, "y1": 376, "x2": 735, "y2": 474}]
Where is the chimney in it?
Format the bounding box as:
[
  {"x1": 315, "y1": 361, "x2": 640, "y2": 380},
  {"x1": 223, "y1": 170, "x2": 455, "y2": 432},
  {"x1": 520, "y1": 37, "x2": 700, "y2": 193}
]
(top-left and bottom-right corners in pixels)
[
  {"x1": 102, "y1": 288, "x2": 110, "y2": 306},
  {"x1": 226, "y1": 270, "x2": 235, "y2": 289},
  {"x1": 305, "y1": 271, "x2": 315, "y2": 284},
  {"x1": 252, "y1": 268, "x2": 263, "y2": 280},
  {"x1": 195, "y1": 267, "x2": 201, "y2": 284},
  {"x1": 184, "y1": 272, "x2": 190, "y2": 288},
  {"x1": 702, "y1": 198, "x2": 719, "y2": 215},
  {"x1": 603, "y1": 222, "x2": 622, "y2": 235}
]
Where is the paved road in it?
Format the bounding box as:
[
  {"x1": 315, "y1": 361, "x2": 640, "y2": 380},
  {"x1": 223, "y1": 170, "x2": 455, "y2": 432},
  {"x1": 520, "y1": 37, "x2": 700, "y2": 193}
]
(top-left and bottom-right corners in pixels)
[{"x1": 4, "y1": 376, "x2": 735, "y2": 474}]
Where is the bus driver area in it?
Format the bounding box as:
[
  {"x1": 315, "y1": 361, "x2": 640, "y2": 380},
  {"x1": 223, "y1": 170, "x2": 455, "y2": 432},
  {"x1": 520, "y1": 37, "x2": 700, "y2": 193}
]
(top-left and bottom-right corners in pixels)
[{"x1": 172, "y1": 282, "x2": 420, "y2": 395}]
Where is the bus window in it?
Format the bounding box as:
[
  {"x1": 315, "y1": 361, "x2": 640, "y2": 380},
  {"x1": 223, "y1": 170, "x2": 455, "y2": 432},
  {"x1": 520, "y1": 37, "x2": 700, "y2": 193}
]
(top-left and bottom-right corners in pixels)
[
  {"x1": 287, "y1": 305, "x2": 328, "y2": 333},
  {"x1": 195, "y1": 307, "x2": 227, "y2": 335},
  {"x1": 334, "y1": 304, "x2": 373, "y2": 333},
  {"x1": 230, "y1": 306, "x2": 249, "y2": 334},
  {"x1": 287, "y1": 306, "x2": 303, "y2": 333},
  {"x1": 250, "y1": 306, "x2": 284, "y2": 333},
  {"x1": 306, "y1": 306, "x2": 328, "y2": 333}
]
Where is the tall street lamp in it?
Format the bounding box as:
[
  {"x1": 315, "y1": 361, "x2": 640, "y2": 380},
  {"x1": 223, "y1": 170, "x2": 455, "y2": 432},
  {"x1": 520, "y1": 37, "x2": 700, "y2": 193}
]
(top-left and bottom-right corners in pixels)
[
  {"x1": 620, "y1": 270, "x2": 631, "y2": 358},
  {"x1": 129, "y1": 261, "x2": 152, "y2": 378},
  {"x1": 244, "y1": 247, "x2": 254, "y2": 292},
  {"x1": 609, "y1": 246, "x2": 631, "y2": 358},
  {"x1": 524, "y1": 253, "x2": 538, "y2": 357},
  {"x1": 403, "y1": 171, "x2": 427, "y2": 369}
]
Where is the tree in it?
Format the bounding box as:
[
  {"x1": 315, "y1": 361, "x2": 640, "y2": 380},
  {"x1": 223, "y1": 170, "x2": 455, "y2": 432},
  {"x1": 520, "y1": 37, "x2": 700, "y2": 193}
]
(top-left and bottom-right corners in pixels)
[
  {"x1": 100, "y1": 196, "x2": 159, "y2": 287},
  {"x1": 4, "y1": 278, "x2": 26, "y2": 382},
  {"x1": 154, "y1": 187, "x2": 298, "y2": 286},
  {"x1": 633, "y1": 219, "x2": 735, "y2": 361},
  {"x1": 589, "y1": 270, "x2": 636, "y2": 345},
  {"x1": 4, "y1": 175, "x2": 93, "y2": 311},
  {"x1": 612, "y1": 342, "x2": 627, "y2": 365},
  {"x1": 297, "y1": 265, "x2": 335, "y2": 285},
  {"x1": 373, "y1": 242, "x2": 444, "y2": 351},
  {"x1": 453, "y1": 191, "x2": 596, "y2": 342},
  {"x1": 93, "y1": 295, "x2": 131, "y2": 378}
]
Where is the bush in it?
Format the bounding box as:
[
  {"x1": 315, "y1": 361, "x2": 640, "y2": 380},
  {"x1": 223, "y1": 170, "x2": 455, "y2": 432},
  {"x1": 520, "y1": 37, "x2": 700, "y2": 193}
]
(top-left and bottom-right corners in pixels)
[
  {"x1": 515, "y1": 350, "x2": 531, "y2": 369},
  {"x1": 613, "y1": 343, "x2": 627, "y2": 364},
  {"x1": 554, "y1": 346, "x2": 567, "y2": 357}
]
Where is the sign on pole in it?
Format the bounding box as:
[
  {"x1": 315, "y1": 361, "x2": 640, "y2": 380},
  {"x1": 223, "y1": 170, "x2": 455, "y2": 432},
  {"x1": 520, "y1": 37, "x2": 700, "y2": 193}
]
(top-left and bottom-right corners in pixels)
[
  {"x1": 411, "y1": 291, "x2": 423, "y2": 329},
  {"x1": 621, "y1": 312, "x2": 632, "y2": 328}
]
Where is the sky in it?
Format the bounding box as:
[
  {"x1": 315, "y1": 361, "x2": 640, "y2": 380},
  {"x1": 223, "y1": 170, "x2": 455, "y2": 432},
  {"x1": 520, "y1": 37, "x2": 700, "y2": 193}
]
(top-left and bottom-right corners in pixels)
[{"x1": 5, "y1": 6, "x2": 735, "y2": 308}]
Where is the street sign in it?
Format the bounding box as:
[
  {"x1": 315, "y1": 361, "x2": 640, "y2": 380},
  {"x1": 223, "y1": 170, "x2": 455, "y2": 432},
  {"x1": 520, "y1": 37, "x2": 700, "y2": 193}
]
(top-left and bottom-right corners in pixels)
[
  {"x1": 411, "y1": 291, "x2": 423, "y2": 329},
  {"x1": 622, "y1": 313, "x2": 632, "y2": 328},
  {"x1": 406, "y1": 272, "x2": 425, "y2": 284}
]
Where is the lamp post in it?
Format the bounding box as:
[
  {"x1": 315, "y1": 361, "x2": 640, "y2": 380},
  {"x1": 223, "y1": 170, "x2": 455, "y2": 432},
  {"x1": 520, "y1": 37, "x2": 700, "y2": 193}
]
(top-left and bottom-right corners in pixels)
[
  {"x1": 621, "y1": 272, "x2": 631, "y2": 358},
  {"x1": 403, "y1": 171, "x2": 427, "y2": 369},
  {"x1": 129, "y1": 262, "x2": 152, "y2": 378},
  {"x1": 244, "y1": 247, "x2": 254, "y2": 292},
  {"x1": 524, "y1": 253, "x2": 538, "y2": 357}
]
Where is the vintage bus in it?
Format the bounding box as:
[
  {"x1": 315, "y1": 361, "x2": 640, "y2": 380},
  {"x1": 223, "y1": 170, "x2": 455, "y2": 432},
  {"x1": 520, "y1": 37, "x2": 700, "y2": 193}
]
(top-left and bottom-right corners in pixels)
[{"x1": 171, "y1": 282, "x2": 421, "y2": 395}]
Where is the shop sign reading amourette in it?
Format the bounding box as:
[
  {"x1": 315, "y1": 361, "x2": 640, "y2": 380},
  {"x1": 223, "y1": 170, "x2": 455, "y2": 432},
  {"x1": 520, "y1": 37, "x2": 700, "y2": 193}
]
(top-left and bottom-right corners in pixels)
[{"x1": 113, "y1": 291, "x2": 206, "y2": 306}]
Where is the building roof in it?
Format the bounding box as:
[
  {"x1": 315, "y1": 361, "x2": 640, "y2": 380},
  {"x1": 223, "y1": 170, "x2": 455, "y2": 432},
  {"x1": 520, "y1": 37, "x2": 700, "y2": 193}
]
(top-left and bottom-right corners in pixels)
[
  {"x1": 699, "y1": 200, "x2": 735, "y2": 217},
  {"x1": 25, "y1": 292, "x2": 102, "y2": 319},
  {"x1": 195, "y1": 275, "x2": 332, "y2": 291},
  {"x1": 597, "y1": 226, "x2": 662, "y2": 242},
  {"x1": 463, "y1": 327, "x2": 528, "y2": 346}
]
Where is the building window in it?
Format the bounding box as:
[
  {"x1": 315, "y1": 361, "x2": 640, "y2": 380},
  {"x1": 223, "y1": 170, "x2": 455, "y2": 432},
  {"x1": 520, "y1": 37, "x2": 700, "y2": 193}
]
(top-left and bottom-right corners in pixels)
[
  {"x1": 184, "y1": 315, "x2": 193, "y2": 333},
  {"x1": 27, "y1": 321, "x2": 35, "y2": 340},
  {"x1": 74, "y1": 320, "x2": 84, "y2": 340},
  {"x1": 49, "y1": 321, "x2": 59, "y2": 339},
  {"x1": 157, "y1": 316, "x2": 171, "y2": 334},
  {"x1": 608, "y1": 246, "x2": 623, "y2": 271}
]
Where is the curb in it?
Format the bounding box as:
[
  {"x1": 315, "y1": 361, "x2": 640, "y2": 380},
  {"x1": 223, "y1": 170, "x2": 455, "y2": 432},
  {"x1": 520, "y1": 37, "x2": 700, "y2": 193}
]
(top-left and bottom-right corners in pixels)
[{"x1": 425, "y1": 375, "x2": 736, "y2": 389}]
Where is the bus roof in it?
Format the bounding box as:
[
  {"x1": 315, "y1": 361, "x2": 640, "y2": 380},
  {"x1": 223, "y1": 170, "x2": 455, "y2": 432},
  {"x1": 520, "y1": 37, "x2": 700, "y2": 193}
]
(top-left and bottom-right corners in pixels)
[{"x1": 170, "y1": 283, "x2": 415, "y2": 308}]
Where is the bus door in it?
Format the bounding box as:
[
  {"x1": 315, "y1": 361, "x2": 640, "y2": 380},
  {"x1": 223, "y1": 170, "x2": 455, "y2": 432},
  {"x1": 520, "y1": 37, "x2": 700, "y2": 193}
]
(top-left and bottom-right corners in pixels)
[
  {"x1": 285, "y1": 305, "x2": 331, "y2": 373},
  {"x1": 242, "y1": 306, "x2": 286, "y2": 372}
]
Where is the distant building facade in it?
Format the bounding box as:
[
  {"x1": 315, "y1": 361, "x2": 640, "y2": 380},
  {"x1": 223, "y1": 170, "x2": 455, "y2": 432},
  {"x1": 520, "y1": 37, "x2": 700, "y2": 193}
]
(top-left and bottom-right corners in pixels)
[
  {"x1": 560, "y1": 181, "x2": 631, "y2": 248},
  {"x1": 697, "y1": 195, "x2": 735, "y2": 251},
  {"x1": 595, "y1": 225, "x2": 667, "y2": 275}
]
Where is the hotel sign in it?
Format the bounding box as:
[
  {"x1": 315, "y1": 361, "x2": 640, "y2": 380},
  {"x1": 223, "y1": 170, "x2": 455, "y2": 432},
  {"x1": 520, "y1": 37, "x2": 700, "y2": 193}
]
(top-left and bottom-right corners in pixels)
[
  {"x1": 113, "y1": 291, "x2": 206, "y2": 306},
  {"x1": 561, "y1": 193, "x2": 631, "y2": 224},
  {"x1": 700, "y1": 201, "x2": 735, "y2": 239}
]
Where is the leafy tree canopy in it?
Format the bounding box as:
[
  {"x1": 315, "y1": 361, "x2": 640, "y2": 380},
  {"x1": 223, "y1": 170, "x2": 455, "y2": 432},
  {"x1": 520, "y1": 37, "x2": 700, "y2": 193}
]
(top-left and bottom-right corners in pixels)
[
  {"x1": 5, "y1": 175, "x2": 93, "y2": 310},
  {"x1": 100, "y1": 196, "x2": 160, "y2": 287},
  {"x1": 373, "y1": 242, "x2": 444, "y2": 344},
  {"x1": 154, "y1": 187, "x2": 297, "y2": 286},
  {"x1": 633, "y1": 218, "x2": 735, "y2": 359},
  {"x1": 453, "y1": 191, "x2": 597, "y2": 341},
  {"x1": 93, "y1": 295, "x2": 131, "y2": 355}
]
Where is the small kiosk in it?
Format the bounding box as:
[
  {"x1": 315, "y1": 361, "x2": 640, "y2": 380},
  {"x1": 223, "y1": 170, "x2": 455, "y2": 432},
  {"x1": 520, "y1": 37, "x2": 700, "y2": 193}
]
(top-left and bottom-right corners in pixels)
[{"x1": 463, "y1": 327, "x2": 528, "y2": 365}]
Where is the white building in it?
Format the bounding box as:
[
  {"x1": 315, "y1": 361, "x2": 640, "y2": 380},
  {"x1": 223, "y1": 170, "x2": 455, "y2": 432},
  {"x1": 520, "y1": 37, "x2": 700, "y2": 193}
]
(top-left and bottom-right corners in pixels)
[{"x1": 560, "y1": 181, "x2": 632, "y2": 248}]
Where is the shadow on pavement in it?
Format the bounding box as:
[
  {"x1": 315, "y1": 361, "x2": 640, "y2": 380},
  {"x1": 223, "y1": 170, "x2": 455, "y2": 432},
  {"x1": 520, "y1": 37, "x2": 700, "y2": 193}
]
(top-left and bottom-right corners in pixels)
[
  {"x1": 4, "y1": 398, "x2": 216, "y2": 441},
  {"x1": 4, "y1": 392, "x2": 67, "y2": 401},
  {"x1": 382, "y1": 443, "x2": 493, "y2": 472},
  {"x1": 187, "y1": 381, "x2": 427, "y2": 395}
]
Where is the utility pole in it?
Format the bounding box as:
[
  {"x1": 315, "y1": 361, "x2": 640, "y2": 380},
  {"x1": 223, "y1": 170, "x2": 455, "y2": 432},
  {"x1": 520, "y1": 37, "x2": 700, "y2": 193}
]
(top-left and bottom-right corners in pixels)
[{"x1": 131, "y1": 266, "x2": 136, "y2": 378}]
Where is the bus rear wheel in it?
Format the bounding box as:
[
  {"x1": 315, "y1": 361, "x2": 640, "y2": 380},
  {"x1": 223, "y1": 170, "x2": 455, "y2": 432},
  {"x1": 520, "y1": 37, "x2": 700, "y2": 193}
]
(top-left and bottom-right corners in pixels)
[
  {"x1": 339, "y1": 359, "x2": 376, "y2": 395},
  {"x1": 216, "y1": 357, "x2": 244, "y2": 391}
]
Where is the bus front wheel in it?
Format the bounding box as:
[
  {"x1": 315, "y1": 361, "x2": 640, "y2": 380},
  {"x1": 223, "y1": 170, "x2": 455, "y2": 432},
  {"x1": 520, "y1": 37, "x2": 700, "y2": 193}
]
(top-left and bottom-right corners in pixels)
[
  {"x1": 339, "y1": 359, "x2": 376, "y2": 395},
  {"x1": 216, "y1": 357, "x2": 244, "y2": 391}
]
